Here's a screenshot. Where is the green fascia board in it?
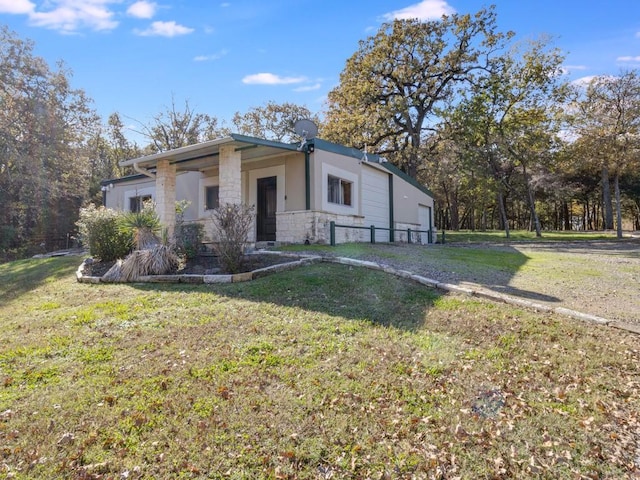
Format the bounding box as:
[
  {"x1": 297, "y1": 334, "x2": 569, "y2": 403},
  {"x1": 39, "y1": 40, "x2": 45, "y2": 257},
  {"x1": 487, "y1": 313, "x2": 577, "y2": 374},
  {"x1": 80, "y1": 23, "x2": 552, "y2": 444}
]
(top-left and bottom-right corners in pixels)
[
  {"x1": 230, "y1": 133, "x2": 300, "y2": 151},
  {"x1": 311, "y1": 138, "x2": 382, "y2": 162},
  {"x1": 379, "y1": 161, "x2": 434, "y2": 197},
  {"x1": 100, "y1": 174, "x2": 149, "y2": 186}
]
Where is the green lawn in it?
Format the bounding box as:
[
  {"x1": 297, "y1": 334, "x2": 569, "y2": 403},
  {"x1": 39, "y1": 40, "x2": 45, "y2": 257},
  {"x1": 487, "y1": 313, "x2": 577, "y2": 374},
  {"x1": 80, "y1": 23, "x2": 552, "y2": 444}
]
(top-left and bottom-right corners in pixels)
[
  {"x1": 438, "y1": 229, "x2": 622, "y2": 243},
  {"x1": 0, "y1": 254, "x2": 639, "y2": 479}
]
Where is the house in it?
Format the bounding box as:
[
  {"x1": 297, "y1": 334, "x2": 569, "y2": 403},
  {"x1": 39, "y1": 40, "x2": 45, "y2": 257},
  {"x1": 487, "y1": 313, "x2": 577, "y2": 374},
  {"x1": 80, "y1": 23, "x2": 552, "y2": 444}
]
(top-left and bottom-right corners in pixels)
[{"x1": 102, "y1": 133, "x2": 436, "y2": 245}]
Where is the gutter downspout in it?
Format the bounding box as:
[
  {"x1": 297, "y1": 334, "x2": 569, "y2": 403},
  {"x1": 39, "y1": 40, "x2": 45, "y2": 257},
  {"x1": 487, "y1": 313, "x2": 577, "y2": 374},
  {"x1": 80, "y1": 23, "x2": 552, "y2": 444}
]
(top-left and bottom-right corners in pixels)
[
  {"x1": 305, "y1": 148, "x2": 311, "y2": 210},
  {"x1": 133, "y1": 162, "x2": 156, "y2": 179},
  {"x1": 388, "y1": 173, "x2": 394, "y2": 242}
]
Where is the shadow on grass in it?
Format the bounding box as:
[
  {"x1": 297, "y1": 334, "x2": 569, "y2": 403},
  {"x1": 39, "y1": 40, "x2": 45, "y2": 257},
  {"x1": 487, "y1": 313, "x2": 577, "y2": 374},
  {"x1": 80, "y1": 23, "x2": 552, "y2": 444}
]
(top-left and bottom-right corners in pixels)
[
  {"x1": 133, "y1": 262, "x2": 443, "y2": 332},
  {"x1": 283, "y1": 243, "x2": 561, "y2": 305},
  {"x1": 487, "y1": 285, "x2": 560, "y2": 303},
  {"x1": 0, "y1": 256, "x2": 80, "y2": 304},
  {"x1": 126, "y1": 242, "x2": 568, "y2": 330}
]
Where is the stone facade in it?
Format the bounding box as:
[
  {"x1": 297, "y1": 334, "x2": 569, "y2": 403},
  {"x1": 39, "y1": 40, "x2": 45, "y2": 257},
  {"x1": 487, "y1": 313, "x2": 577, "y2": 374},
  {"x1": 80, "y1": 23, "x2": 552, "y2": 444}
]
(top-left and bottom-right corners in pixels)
[
  {"x1": 276, "y1": 210, "x2": 366, "y2": 244},
  {"x1": 155, "y1": 159, "x2": 176, "y2": 237},
  {"x1": 393, "y1": 222, "x2": 432, "y2": 244},
  {"x1": 219, "y1": 144, "x2": 242, "y2": 205}
]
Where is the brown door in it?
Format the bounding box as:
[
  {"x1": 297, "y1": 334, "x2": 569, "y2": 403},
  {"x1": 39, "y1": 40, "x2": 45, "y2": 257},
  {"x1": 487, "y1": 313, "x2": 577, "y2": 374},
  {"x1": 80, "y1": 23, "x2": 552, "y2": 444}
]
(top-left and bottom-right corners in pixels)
[{"x1": 256, "y1": 176, "x2": 277, "y2": 241}]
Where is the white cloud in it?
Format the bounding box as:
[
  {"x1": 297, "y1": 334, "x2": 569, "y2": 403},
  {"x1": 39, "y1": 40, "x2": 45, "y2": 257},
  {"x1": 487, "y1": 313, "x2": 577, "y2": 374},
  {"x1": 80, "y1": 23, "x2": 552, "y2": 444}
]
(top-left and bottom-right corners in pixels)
[
  {"x1": 242, "y1": 73, "x2": 307, "y2": 85},
  {"x1": 28, "y1": 0, "x2": 119, "y2": 33},
  {"x1": 136, "y1": 20, "x2": 194, "y2": 37},
  {"x1": 294, "y1": 83, "x2": 322, "y2": 92},
  {"x1": 380, "y1": 0, "x2": 455, "y2": 21},
  {"x1": 617, "y1": 55, "x2": 640, "y2": 63},
  {"x1": 127, "y1": 0, "x2": 156, "y2": 19},
  {"x1": 0, "y1": 0, "x2": 35, "y2": 14},
  {"x1": 194, "y1": 49, "x2": 229, "y2": 62},
  {"x1": 571, "y1": 75, "x2": 596, "y2": 88}
]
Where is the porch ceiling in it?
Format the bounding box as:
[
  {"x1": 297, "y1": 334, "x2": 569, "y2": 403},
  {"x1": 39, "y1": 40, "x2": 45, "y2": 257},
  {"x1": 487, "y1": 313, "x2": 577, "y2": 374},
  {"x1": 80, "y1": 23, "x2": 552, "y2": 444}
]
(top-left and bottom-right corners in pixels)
[{"x1": 118, "y1": 134, "x2": 301, "y2": 172}]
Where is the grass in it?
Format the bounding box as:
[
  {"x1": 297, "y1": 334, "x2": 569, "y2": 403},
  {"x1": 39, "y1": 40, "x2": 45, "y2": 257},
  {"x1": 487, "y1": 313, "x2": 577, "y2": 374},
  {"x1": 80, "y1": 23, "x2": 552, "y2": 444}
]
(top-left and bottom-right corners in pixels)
[
  {"x1": 438, "y1": 229, "x2": 622, "y2": 243},
  {"x1": 0, "y1": 254, "x2": 639, "y2": 479}
]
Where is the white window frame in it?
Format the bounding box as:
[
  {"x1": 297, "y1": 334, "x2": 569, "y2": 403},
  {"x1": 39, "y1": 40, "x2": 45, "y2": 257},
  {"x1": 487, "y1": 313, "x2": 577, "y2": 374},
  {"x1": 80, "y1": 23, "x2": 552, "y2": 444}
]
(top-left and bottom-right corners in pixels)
[
  {"x1": 327, "y1": 175, "x2": 353, "y2": 206},
  {"x1": 198, "y1": 176, "x2": 219, "y2": 218},
  {"x1": 124, "y1": 186, "x2": 155, "y2": 212},
  {"x1": 321, "y1": 164, "x2": 358, "y2": 214}
]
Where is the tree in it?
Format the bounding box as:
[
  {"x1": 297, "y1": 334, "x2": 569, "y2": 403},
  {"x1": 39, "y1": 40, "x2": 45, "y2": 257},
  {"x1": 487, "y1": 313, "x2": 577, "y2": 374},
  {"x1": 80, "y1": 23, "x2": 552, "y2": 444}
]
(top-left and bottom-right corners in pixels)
[
  {"x1": 322, "y1": 6, "x2": 513, "y2": 178},
  {"x1": 573, "y1": 71, "x2": 640, "y2": 238},
  {"x1": 0, "y1": 26, "x2": 99, "y2": 256},
  {"x1": 432, "y1": 36, "x2": 567, "y2": 237},
  {"x1": 231, "y1": 101, "x2": 320, "y2": 143},
  {"x1": 132, "y1": 96, "x2": 228, "y2": 153}
]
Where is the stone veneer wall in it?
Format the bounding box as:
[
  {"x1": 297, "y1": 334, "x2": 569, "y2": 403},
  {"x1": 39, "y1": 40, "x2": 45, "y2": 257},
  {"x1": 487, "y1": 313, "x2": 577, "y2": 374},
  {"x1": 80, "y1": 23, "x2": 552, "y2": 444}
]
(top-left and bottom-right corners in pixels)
[
  {"x1": 276, "y1": 210, "x2": 366, "y2": 244},
  {"x1": 393, "y1": 222, "x2": 435, "y2": 244},
  {"x1": 156, "y1": 159, "x2": 176, "y2": 237}
]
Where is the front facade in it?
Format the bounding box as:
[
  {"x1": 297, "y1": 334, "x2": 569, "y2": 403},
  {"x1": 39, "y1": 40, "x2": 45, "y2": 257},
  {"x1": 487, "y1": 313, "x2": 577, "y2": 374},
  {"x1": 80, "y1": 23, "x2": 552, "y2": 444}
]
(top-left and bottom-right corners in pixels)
[{"x1": 103, "y1": 134, "x2": 436, "y2": 245}]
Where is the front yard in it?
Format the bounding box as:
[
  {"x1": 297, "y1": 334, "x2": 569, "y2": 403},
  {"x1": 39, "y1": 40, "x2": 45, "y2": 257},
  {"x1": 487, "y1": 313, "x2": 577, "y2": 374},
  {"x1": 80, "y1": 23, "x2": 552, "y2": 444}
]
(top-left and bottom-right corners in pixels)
[{"x1": 0, "y1": 251, "x2": 639, "y2": 478}]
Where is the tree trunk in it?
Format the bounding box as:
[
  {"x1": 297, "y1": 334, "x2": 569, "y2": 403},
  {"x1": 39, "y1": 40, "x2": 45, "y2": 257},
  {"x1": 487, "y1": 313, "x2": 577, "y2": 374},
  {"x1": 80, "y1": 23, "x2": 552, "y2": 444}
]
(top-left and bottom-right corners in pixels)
[
  {"x1": 563, "y1": 201, "x2": 571, "y2": 231},
  {"x1": 497, "y1": 191, "x2": 510, "y2": 238},
  {"x1": 602, "y1": 166, "x2": 614, "y2": 230},
  {"x1": 614, "y1": 172, "x2": 623, "y2": 239},
  {"x1": 522, "y1": 164, "x2": 541, "y2": 237}
]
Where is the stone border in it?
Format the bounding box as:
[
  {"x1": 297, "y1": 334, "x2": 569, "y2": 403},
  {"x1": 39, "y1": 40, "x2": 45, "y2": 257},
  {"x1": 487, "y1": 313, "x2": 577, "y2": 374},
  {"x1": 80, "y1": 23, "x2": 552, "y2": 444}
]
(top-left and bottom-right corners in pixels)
[{"x1": 76, "y1": 252, "x2": 322, "y2": 285}]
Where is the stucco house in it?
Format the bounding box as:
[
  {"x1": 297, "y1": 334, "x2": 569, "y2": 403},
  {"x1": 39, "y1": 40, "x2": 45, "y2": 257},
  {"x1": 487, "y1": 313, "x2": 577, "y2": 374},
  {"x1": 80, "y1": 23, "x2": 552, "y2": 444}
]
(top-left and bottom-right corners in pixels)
[{"x1": 101, "y1": 133, "x2": 436, "y2": 246}]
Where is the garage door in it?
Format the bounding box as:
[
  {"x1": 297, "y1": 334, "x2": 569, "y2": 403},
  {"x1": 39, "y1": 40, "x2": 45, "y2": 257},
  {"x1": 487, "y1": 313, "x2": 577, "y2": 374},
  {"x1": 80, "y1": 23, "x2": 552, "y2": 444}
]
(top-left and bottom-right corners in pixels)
[
  {"x1": 418, "y1": 204, "x2": 432, "y2": 244},
  {"x1": 362, "y1": 167, "x2": 390, "y2": 243}
]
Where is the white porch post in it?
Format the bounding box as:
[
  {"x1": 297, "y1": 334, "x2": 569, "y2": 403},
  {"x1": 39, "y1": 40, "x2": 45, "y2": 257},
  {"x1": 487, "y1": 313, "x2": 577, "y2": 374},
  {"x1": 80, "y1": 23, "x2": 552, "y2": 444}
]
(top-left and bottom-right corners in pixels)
[
  {"x1": 156, "y1": 159, "x2": 176, "y2": 237},
  {"x1": 219, "y1": 144, "x2": 242, "y2": 205}
]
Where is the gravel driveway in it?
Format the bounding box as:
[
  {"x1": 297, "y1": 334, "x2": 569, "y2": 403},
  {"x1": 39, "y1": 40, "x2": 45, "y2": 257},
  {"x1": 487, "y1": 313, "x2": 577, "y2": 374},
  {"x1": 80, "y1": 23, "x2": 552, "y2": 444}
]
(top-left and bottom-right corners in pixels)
[{"x1": 316, "y1": 240, "x2": 640, "y2": 327}]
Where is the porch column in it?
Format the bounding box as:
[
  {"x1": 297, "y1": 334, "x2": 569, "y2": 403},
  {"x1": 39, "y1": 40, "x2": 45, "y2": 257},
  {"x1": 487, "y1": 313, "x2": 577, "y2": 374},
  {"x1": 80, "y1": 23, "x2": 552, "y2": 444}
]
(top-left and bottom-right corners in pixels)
[
  {"x1": 219, "y1": 144, "x2": 242, "y2": 205},
  {"x1": 156, "y1": 159, "x2": 176, "y2": 237}
]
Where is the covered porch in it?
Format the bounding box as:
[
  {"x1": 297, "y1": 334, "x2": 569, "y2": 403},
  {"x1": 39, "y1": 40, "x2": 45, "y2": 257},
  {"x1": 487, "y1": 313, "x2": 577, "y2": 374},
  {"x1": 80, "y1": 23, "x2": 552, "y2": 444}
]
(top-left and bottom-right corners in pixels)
[{"x1": 118, "y1": 135, "x2": 305, "y2": 242}]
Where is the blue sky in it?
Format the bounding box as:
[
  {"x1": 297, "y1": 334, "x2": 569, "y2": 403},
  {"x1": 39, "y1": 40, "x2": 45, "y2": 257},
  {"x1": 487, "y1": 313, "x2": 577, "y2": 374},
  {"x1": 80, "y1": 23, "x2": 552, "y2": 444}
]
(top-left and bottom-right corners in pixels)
[{"x1": 1, "y1": 0, "x2": 640, "y2": 141}]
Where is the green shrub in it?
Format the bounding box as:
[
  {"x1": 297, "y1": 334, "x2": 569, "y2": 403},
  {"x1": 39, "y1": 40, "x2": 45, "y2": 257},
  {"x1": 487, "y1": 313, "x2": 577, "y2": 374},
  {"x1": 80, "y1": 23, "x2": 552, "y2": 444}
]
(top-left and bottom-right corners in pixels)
[
  {"x1": 118, "y1": 201, "x2": 161, "y2": 250},
  {"x1": 175, "y1": 222, "x2": 204, "y2": 259},
  {"x1": 76, "y1": 205, "x2": 132, "y2": 262}
]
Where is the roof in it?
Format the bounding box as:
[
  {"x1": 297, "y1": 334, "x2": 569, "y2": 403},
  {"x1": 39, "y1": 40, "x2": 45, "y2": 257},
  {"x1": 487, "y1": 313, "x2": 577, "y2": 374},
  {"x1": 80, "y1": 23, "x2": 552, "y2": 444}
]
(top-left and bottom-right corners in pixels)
[
  {"x1": 114, "y1": 133, "x2": 433, "y2": 197},
  {"x1": 118, "y1": 134, "x2": 300, "y2": 171}
]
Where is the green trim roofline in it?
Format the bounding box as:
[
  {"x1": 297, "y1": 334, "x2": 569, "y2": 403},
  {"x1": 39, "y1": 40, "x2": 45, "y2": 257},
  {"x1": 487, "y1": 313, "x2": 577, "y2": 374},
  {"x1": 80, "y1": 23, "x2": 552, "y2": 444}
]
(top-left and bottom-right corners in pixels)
[
  {"x1": 311, "y1": 138, "x2": 434, "y2": 198},
  {"x1": 107, "y1": 134, "x2": 433, "y2": 199}
]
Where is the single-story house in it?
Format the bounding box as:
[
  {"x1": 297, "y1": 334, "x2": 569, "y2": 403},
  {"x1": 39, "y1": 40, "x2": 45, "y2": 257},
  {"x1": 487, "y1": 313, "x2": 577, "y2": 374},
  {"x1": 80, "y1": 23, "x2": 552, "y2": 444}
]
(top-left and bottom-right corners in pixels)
[{"x1": 102, "y1": 133, "x2": 436, "y2": 245}]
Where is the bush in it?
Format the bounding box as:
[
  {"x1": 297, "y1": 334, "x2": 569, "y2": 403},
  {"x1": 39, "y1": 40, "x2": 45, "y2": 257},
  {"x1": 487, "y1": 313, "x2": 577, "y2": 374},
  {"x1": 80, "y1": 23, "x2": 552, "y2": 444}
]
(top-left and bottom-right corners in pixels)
[
  {"x1": 175, "y1": 222, "x2": 205, "y2": 259},
  {"x1": 102, "y1": 244, "x2": 179, "y2": 282},
  {"x1": 210, "y1": 203, "x2": 254, "y2": 274},
  {"x1": 119, "y1": 201, "x2": 161, "y2": 250},
  {"x1": 76, "y1": 205, "x2": 132, "y2": 262}
]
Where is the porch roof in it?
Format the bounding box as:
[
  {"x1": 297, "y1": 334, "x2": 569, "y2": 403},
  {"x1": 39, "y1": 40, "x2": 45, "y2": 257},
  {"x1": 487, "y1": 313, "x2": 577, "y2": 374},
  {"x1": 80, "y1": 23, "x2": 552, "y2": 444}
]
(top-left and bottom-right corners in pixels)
[{"x1": 118, "y1": 134, "x2": 300, "y2": 172}]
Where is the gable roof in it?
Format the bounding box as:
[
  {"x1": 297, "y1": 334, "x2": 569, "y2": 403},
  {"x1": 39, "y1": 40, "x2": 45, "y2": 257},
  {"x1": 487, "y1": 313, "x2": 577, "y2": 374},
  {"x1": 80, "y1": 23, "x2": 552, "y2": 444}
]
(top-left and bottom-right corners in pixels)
[{"x1": 115, "y1": 133, "x2": 432, "y2": 197}]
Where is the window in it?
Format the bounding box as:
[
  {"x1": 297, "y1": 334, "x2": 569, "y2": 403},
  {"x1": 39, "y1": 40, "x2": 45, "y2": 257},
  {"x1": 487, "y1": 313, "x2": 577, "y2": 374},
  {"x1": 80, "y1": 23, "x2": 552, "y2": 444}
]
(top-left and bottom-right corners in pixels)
[
  {"x1": 129, "y1": 194, "x2": 152, "y2": 213},
  {"x1": 327, "y1": 175, "x2": 352, "y2": 206},
  {"x1": 205, "y1": 185, "x2": 219, "y2": 210}
]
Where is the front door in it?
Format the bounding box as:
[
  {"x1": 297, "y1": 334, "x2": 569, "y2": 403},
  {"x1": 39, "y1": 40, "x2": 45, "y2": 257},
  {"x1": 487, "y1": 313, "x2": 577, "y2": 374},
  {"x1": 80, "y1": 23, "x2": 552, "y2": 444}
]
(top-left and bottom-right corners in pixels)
[{"x1": 256, "y1": 176, "x2": 277, "y2": 241}]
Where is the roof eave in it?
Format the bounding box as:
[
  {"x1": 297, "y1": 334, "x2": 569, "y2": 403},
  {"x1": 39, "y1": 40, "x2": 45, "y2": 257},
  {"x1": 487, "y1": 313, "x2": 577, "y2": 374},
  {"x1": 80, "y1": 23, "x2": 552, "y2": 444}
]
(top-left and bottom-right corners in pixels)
[{"x1": 119, "y1": 136, "x2": 236, "y2": 168}]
